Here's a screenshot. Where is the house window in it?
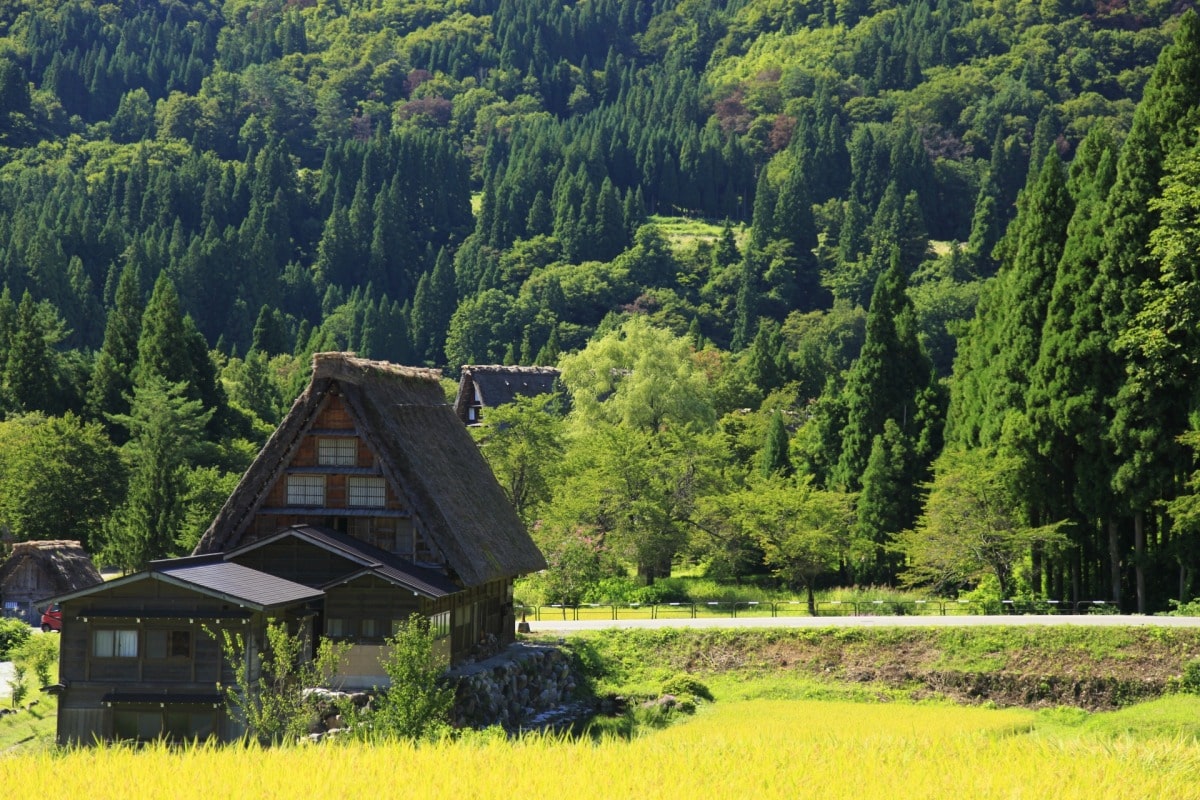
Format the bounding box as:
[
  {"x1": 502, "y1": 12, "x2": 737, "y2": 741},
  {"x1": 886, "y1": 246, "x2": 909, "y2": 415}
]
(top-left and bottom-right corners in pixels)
[
  {"x1": 430, "y1": 611, "x2": 450, "y2": 640},
  {"x1": 326, "y1": 618, "x2": 349, "y2": 638},
  {"x1": 318, "y1": 437, "x2": 357, "y2": 466},
  {"x1": 361, "y1": 619, "x2": 381, "y2": 639},
  {"x1": 347, "y1": 476, "x2": 386, "y2": 508},
  {"x1": 146, "y1": 630, "x2": 192, "y2": 659},
  {"x1": 93, "y1": 629, "x2": 138, "y2": 658},
  {"x1": 287, "y1": 475, "x2": 325, "y2": 506}
]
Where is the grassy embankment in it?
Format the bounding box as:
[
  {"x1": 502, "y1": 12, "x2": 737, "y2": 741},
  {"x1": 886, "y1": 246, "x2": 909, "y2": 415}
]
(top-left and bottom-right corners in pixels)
[{"x1": 548, "y1": 625, "x2": 1200, "y2": 710}]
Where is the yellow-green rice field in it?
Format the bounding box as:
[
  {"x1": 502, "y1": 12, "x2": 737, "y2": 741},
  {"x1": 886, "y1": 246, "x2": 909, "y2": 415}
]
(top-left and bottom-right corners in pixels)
[{"x1": 5, "y1": 699, "x2": 1200, "y2": 800}]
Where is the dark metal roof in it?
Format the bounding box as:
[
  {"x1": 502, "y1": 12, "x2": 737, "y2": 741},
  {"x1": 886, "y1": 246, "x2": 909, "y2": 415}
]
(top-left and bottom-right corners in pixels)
[
  {"x1": 155, "y1": 559, "x2": 324, "y2": 610},
  {"x1": 229, "y1": 524, "x2": 461, "y2": 598}
]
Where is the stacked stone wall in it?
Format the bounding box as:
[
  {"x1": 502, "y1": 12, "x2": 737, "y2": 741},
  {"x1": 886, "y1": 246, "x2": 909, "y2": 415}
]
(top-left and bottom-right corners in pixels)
[{"x1": 450, "y1": 643, "x2": 582, "y2": 729}]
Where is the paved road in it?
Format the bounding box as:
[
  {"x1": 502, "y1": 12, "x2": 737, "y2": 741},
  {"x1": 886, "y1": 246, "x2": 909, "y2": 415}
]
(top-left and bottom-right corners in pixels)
[{"x1": 522, "y1": 613, "x2": 1200, "y2": 635}]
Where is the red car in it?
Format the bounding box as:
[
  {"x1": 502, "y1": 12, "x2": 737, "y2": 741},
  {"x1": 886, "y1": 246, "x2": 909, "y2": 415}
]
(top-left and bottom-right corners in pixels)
[{"x1": 40, "y1": 604, "x2": 61, "y2": 633}]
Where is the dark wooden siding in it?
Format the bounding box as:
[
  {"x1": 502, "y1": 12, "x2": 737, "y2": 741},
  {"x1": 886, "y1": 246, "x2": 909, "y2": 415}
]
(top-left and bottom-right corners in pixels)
[{"x1": 322, "y1": 577, "x2": 422, "y2": 642}]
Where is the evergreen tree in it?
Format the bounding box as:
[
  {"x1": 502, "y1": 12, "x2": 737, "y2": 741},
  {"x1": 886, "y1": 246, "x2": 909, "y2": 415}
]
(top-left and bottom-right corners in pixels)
[
  {"x1": 835, "y1": 251, "x2": 932, "y2": 490},
  {"x1": 855, "y1": 419, "x2": 913, "y2": 583},
  {"x1": 759, "y1": 409, "x2": 792, "y2": 478},
  {"x1": 104, "y1": 374, "x2": 214, "y2": 572},
  {"x1": 3, "y1": 292, "x2": 58, "y2": 414}
]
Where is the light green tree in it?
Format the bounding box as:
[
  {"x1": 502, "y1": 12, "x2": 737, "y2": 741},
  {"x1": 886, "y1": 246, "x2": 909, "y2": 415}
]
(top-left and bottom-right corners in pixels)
[
  {"x1": 470, "y1": 394, "x2": 565, "y2": 528},
  {"x1": 0, "y1": 413, "x2": 125, "y2": 551},
  {"x1": 211, "y1": 620, "x2": 351, "y2": 745},
  {"x1": 894, "y1": 448, "x2": 1066, "y2": 599},
  {"x1": 724, "y1": 475, "x2": 855, "y2": 615},
  {"x1": 363, "y1": 613, "x2": 454, "y2": 742}
]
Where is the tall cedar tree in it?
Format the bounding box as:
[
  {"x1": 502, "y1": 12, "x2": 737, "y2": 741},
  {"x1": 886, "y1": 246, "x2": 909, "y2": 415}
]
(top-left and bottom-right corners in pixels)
[
  {"x1": 87, "y1": 262, "x2": 143, "y2": 432},
  {"x1": 760, "y1": 409, "x2": 793, "y2": 478},
  {"x1": 1099, "y1": 11, "x2": 1200, "y2": 611},
  {"x1": 1026, "y1": 127, "x2": 1119, "y2": 601},
  {"x1": 834, "y1": 251, "x2": 933, "y2": 491}
]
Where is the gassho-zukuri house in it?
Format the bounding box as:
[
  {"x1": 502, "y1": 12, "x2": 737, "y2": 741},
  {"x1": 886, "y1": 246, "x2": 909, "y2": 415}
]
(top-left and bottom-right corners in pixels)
[{"x1": 51, "y1": 352, "x2": 546, "y2": 745}]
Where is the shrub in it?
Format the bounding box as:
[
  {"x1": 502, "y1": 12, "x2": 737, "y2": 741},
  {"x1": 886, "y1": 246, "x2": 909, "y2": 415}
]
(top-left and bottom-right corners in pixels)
[
  {"x1": 360, "y1": 613, "x2": 454, "y2": 742},
  {"x1": 661, "y1": 673, "x2": 714, "y2": 703},
  {"x1": 209, "y1": 621, "x2": 350, "y2": 745},
  {"x1": 12, "y1": 633, "x2": 58, "y2": 687},
  {"x1": 1181, "y1": 658, "x2": 1200, "y2": 695},
  {"x1": 0, "y1": 617, "x2": 30, "y2": 660},
  {"x1": 1163, "y1": 598, "x2": 1200, "y2": 617}
]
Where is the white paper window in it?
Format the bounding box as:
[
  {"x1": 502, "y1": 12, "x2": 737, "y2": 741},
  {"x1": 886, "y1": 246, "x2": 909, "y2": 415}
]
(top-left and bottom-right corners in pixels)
[
  {"x1": 287, "y1": 475, "x2": 325, "y2": 506},
  {"x1": 347, "y1": 476, "x2": 386, "y2": 507},
  {"x1": 93, "y1": 629, "x2": 138, "y2": 658},
  {"x1": 318, "y1": 437, "x2": 357, "y2": 466},
  {"x1": 326, "y1": 618, "x2": 349, "y2": 637}
]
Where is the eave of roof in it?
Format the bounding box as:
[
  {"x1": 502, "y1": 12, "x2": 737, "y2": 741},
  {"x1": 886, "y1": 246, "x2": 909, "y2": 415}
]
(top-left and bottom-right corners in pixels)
[
  {"x1": 229, "y1": 524, "x2": 460, "y2": 598},
  {"x1": 50, "y1": 557, "x2": 323, "y2": 611}
]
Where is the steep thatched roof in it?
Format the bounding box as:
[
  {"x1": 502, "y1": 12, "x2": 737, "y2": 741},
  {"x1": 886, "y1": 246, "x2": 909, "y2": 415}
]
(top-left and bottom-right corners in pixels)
[
  {"x1": 453, "y1": 365, "x2": 561, "y2": 421},
  {"x1": 194, "y1": 353, "x2": 546, "y2": 586},
  {"x1": 0, "y1": 540, "x2": 102, "y2": 596}
]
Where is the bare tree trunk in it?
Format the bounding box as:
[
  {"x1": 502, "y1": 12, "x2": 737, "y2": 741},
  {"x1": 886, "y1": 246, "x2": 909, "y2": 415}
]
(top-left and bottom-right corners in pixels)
[
  {"x1": 1135, "y1": 511, "x2": 1146, "y2": 614},
  {"x1": 1108, "y1": 518, "x2": 1121, "y2": 608},
  {"x1": 806, "y1": 583, "x2": 816, "y2": 617}
]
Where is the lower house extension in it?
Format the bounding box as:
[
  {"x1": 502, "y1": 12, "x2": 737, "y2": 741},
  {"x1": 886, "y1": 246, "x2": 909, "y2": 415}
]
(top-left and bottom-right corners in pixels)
[{"x1": 53, "y1": 353, "x2": 546, "y2": 744}]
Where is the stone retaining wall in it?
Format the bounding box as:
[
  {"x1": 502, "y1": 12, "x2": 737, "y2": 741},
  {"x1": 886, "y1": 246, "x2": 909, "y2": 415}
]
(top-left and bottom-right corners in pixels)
[{"x1": 449, "y1": 643, "x2": 583, "y2": 730}]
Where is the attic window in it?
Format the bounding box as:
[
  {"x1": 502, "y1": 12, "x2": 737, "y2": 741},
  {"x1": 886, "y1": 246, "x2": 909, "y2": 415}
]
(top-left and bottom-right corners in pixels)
[
  {"x1": 347, "y1": 476, "x2": 386, "y2": 508},
  {"x1": 318, "y1": 437, "x2": 357, "y2": 466},
  {"x1": 287, "y1": 475, "x2": 326, "y2": 506}
]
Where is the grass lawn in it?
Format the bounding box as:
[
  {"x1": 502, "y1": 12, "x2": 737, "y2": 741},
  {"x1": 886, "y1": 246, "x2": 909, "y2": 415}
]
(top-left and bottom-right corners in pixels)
[{"x1": 0, "y1": 688, "x2": 57, "y2": 752}]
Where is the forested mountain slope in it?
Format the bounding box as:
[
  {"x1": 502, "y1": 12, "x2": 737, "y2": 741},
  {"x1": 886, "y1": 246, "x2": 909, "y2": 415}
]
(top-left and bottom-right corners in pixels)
[{"x1": 0, "y1": 0, "x2": 1193, "y2": 613}]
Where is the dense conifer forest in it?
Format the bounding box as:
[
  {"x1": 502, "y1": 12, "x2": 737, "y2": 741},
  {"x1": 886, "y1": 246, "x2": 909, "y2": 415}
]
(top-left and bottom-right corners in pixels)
[{"x1": 0, "y1": 0, "x2": 1196, "y2": 613}]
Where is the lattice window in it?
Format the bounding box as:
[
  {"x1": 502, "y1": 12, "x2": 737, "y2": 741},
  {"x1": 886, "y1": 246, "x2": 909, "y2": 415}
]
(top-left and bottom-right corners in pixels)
[
  {"x1": 347, "y1": 476, "x2": 386, "y2": 508},
  {"x1": 317, "y1": 437, "x2": 357, "y2": 466},
  {"x1": 287, "y1": 475, "x2": 325, "y2": 506}
]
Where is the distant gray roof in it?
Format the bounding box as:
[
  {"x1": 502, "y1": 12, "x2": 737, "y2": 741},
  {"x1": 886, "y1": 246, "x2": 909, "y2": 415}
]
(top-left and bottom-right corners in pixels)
[
  {"x1": 453, "y1": 365, "x2": 561, "y2": 422},
  {"x1": 227, "y1": 525, "x2": 461, "y2": 598}
]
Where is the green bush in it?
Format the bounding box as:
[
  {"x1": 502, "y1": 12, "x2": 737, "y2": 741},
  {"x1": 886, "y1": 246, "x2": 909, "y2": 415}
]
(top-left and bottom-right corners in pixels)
[
  {"x1": 661, "y1": 673, "x2": 714, "y2": 702},
  {"x1": 1181, "y1": 658, "x2": 1200, "y2": 695},
  {"x1": 12, "y1": 634, "x2": 58, "y2": 687},
  {"x1": 1163, "y1": 598, "x2": 1200, "y2": 617},
  {"x1": 0, "y1": 617, "x2": 31, "y2": 660}
]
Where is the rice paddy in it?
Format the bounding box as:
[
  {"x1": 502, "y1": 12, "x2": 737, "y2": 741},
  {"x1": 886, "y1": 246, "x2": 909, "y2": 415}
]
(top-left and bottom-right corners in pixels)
[{"x1": 5, "y1": 697, "x2": 1200, "y2": 800}]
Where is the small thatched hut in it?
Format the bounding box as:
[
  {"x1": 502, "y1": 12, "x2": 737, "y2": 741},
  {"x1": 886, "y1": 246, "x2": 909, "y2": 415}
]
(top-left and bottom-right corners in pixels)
[{"x1": 0, "y1": 540, "x2": 102, "y2": 624}]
